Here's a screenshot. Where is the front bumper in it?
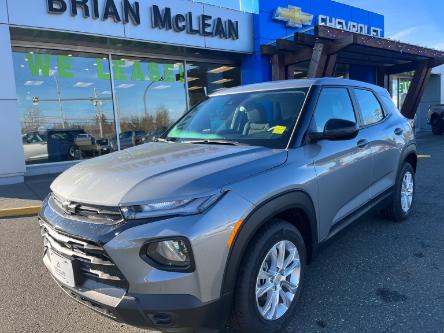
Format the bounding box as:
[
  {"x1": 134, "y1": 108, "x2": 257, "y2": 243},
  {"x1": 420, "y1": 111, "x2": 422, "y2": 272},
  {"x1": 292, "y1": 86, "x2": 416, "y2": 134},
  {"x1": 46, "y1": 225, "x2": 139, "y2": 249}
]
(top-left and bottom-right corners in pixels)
[
  {"x1": 38, "y1": 192, "x2": 252, "y2": 331},
  {"x1": 52, "y1": 276, "x2": 232, "y2": 332},
  {"x1": 40, "y1": 213, "x2": 232, "y2": 332}
]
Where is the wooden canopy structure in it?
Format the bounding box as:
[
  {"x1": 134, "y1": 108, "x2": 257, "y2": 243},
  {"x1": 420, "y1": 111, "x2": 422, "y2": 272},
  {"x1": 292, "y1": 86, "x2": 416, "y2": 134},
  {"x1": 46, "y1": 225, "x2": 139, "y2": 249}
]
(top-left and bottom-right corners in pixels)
[{"x1": 261, "y1": 25, "x2": 444, "y2": 119}]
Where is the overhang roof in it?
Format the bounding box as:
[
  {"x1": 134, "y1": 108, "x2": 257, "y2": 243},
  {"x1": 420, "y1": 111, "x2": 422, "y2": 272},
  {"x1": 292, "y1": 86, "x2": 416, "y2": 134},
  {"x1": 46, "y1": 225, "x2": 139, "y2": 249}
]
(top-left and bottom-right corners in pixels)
[{"x1": 261, "y1": 25, "x2": 444, "y2": 74}]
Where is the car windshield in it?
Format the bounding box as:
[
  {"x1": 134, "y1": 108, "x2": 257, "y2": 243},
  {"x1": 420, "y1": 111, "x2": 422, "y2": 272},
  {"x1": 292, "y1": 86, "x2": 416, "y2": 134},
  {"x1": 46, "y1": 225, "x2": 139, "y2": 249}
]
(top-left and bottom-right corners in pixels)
[{"x1": 165, "y1": 88, "x2": 309, "y2": 149}]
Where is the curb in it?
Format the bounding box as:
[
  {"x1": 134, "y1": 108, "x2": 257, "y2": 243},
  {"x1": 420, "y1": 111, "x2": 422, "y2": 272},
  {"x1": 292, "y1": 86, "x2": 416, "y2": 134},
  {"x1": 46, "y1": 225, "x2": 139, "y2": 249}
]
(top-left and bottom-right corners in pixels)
[{"x1": 0, "y1": 206, "x2": 41, "y2": 218}]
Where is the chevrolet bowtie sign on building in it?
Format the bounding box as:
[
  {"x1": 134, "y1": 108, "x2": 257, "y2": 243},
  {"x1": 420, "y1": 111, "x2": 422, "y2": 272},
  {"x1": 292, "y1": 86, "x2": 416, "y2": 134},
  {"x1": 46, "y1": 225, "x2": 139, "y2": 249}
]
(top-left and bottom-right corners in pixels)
[{"x1": 273, "y1": 5, "x2": 314, "y2": 28}]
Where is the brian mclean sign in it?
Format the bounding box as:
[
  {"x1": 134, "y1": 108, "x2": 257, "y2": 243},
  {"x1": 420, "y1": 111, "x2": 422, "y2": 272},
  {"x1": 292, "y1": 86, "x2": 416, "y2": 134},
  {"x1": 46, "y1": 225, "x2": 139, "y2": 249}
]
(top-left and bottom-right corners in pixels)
[
  {"x1": 47, "y1": 0, "x2": 240, "y2": 40},
  {"x1": 6, "y1": 0, "x2": 253, "y2": 53}
]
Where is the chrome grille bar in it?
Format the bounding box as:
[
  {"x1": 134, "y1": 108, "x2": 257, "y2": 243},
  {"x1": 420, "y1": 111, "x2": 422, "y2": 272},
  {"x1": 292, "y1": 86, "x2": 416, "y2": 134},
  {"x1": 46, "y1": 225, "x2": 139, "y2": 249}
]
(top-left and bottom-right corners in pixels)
[{"x1": 39, "y1": 220, "x2": 127, "y2": 287}]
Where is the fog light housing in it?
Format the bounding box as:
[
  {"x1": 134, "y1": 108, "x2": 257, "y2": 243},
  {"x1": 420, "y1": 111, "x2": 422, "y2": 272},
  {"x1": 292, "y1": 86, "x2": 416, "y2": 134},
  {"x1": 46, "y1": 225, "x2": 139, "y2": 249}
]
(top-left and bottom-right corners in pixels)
[{"x1": 142, "y1": 238, "x2": 194, "y2": 272}]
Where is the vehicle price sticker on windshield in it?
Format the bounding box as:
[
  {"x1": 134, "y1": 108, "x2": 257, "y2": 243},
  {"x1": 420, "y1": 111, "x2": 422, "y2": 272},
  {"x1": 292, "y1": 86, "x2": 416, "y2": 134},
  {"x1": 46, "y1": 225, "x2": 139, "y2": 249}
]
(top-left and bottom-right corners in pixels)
[
  {"x1": 272, "y1": 126, "x2": 287, "y2": 135},
  {"x1": 48, "y1": 249, "x2": 76, "y2": 288}
]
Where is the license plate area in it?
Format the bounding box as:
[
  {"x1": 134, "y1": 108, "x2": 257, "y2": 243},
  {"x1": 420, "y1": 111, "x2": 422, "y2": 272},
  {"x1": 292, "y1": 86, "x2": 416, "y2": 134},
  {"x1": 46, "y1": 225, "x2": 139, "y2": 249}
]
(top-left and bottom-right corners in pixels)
[{"x1": 47, "y1": 249, "x2": 76, "y2": 288}]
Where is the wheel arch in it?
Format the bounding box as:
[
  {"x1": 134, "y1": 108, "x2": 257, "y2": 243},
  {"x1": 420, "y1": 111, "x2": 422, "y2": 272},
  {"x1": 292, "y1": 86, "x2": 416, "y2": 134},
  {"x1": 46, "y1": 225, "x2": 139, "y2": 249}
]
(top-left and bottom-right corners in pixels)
[
  {"x1": 401, "y1": 143, "x2": 417, "y2": 172},
  {"x1": 220, "y1": 190, "x2": 318, "y2": 296}
]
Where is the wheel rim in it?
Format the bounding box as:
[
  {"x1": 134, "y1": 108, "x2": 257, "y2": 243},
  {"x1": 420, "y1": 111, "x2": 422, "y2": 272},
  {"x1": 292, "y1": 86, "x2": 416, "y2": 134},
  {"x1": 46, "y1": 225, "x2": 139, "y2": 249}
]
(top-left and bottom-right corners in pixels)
[
  {"x1": 69, "y1": 146, "x2": 76, "y2": 158},
  {"x1": 255, "y1": 240, "x2": 300, "y2": 321},
  {"x1": 401, "y1": 171, "x2": 414, "y2": 213}
]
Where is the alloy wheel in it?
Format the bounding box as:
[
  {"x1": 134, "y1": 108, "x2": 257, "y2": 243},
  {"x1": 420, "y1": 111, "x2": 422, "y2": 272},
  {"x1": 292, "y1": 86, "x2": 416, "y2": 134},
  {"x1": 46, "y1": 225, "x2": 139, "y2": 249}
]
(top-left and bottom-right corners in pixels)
[
  {"x1": 255, "y1": 240, "x2": 301, "y2": 321},
  {"x1": 401, "y1": 171, "x2": 414, "y2": 213}
]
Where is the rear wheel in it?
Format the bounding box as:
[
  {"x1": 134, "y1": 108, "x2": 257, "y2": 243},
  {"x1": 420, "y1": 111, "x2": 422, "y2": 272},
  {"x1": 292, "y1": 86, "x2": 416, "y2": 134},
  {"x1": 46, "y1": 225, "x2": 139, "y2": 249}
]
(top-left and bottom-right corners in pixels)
[
  {"x1": 231, "y1": 220, "x2": 306, "y2": 333},
  {"x1": 431, "y1": 116, "x2": 444, "y2": 135},
  {"x1": 382, "y1": 163, "x2": 415, "y2": 222}
]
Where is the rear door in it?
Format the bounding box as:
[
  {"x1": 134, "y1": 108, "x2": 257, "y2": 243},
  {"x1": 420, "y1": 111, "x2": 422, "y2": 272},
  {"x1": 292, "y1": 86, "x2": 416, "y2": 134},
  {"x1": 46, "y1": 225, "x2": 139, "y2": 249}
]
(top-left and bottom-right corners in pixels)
[
  {"x1": 308, "y1": 87, "x2": 373, "y2": 239},
  {"x1": 351, "y1": 88, "x2": 401, "y2": 198}
]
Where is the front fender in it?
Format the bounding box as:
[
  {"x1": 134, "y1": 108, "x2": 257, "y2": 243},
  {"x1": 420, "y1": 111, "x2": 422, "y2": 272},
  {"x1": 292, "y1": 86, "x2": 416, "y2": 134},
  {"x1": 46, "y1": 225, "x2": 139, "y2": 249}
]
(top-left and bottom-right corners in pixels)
[{"x1": 220, "y1": 190, "x2": 318, "y2": 296}]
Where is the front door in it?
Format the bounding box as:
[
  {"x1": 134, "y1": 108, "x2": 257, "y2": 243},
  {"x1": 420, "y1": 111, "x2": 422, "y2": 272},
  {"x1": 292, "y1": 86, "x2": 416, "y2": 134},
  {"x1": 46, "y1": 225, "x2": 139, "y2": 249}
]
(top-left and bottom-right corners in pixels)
[{"x1": 307, "y1": 87, "x2": 373, "y2": 240}]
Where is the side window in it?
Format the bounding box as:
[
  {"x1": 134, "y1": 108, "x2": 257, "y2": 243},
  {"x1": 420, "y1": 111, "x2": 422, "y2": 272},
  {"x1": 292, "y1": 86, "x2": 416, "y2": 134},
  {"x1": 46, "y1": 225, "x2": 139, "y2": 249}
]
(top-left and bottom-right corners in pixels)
[
  {"x1": 311, "y1": 88, "x2": 356, "y2": 133},
  {"x1": 354, "y1": 89, "x2": 385, "y2": 126}
]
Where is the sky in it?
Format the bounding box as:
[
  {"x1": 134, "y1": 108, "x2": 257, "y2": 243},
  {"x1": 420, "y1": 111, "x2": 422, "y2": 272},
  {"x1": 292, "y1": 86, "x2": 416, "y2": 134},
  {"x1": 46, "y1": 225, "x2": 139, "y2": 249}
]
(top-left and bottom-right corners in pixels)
[{"x1": 337, "y1": 0, "x2": 444, "y2": 50}]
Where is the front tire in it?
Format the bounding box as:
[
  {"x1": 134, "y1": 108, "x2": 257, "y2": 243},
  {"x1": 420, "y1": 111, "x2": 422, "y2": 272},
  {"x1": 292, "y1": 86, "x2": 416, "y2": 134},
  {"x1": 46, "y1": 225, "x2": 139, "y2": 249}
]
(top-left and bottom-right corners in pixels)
[
  {"x1": 382, "y1": 163, "x2": 415, "y2": 222},
  {"x1": 231, "y1": 219, "x2": 306, "y2": 333}
]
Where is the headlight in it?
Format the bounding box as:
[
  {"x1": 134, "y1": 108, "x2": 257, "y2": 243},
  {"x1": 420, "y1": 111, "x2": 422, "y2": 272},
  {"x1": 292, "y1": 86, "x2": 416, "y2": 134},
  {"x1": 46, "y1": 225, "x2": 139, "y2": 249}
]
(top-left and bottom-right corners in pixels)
[{"x1": 120, "y1": 192, "x2": 226, "y2": 220}]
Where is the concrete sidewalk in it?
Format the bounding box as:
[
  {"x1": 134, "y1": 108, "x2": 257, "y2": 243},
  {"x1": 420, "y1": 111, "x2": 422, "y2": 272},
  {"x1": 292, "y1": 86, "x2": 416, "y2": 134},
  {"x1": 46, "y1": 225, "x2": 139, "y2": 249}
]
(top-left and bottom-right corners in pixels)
[{"x1": 0, "y1": 174, "x2": 57, "y2": 217}]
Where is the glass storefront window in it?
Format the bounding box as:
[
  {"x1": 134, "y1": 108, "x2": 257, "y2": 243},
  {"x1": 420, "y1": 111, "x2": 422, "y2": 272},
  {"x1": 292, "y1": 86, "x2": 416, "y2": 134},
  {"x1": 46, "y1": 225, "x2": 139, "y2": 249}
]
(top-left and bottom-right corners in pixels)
[
  {"x1": 13, "y1": 49, "x2": 116, "y2": 164},
  {"x1": 389, "y1": 74, "x2": 413, "y2": 109},
  {"x1": 186, "y1": 62, "x2": 241, "y2": 107},
  {"x1": 111, "y1": 57, "x2": 187, "y2": 149},
  {"x1": 12, "y1": 48, "x2": 242, "y2": 165},
  {"x1": 399, "y1": 78, "x2": 412, "y2": 108}
]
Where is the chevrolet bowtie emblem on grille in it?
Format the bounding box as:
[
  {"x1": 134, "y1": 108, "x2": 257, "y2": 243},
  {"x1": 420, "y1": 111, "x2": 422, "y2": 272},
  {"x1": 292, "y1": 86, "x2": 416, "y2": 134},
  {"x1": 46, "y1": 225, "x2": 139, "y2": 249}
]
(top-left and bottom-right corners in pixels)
[
  {"x1": 273, "y1": 5, "x2": 314, "y2": 28},
  {"x1": 62, "y1": 201, "x2": 79, "y2": 215}
]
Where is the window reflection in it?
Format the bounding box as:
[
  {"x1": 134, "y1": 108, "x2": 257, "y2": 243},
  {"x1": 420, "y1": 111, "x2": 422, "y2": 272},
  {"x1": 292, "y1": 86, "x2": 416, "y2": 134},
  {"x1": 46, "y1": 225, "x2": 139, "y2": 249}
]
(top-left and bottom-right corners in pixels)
[
  {"x1": 12, "y1": 49, "x2": 242, "y2": 165},
  {"x1": 13, "y1": 49, "x2": 116, "y2": 164},
  {"x1": 187, "y1": 62, "x2": 241, "y2": 107},
  {"x1": 111, "y1": 57, "x2": 187, "y2": 149}
]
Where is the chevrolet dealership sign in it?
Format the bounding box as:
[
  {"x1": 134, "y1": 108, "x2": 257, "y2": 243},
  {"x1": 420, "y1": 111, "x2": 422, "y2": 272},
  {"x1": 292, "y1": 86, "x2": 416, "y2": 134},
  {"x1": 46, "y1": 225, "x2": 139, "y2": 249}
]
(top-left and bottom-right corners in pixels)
[
  {"x1": 274, "y1": 5, "x2": 383, "y2": 37},
  {"x1": 273, "y1": 6, "x2": 313, "y2": 28},
  {"x1": 7, "y1": 0, "x2": 253, "y2": 53}
]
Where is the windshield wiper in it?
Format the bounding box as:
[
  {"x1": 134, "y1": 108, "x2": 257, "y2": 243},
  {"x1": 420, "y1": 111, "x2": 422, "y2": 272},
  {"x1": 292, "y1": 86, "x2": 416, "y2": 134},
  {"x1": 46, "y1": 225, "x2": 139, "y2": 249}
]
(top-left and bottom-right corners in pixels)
[{"x1": 182, "y1": 139, "x2": 245, "y2": 146}]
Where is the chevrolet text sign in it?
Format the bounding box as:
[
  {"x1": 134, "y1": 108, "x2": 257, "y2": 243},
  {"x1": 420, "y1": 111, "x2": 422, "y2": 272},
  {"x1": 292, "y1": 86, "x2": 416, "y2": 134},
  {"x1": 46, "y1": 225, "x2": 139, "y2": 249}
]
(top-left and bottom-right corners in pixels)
[
  {"x1": 7, "y1": 0, "x2": 253, "y2": 53},
  {"x1": 318, "y1": 15, "x2": 382, "y2": 37},
  {"x1": 274, "y1": 5, "x2": 383, "y2": 37}
]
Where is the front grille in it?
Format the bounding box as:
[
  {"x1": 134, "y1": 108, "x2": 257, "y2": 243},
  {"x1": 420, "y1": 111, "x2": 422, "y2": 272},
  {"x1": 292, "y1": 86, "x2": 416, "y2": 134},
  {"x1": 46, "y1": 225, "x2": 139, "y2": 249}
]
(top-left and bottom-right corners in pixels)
[
  {"x1": 50, "y1": 193, "x2": 123, "y2": 224},
  {"x1": 40, "y1": 220, "x2": 128, "y2": 289}
]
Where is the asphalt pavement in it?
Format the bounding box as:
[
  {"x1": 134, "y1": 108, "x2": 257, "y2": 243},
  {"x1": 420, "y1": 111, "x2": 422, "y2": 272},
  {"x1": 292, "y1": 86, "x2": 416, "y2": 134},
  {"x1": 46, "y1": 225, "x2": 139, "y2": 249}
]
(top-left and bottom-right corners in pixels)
[{"x1": 0, "y1": 132, "x2": 443, "y2": 333}]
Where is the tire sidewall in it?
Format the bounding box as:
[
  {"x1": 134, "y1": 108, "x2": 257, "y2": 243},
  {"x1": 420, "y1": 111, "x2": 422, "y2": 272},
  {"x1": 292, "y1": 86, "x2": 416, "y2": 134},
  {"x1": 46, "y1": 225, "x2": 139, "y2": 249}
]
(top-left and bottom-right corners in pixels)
[{"x1": 235, "y1": 220, "x2": 307, "y2": 333}]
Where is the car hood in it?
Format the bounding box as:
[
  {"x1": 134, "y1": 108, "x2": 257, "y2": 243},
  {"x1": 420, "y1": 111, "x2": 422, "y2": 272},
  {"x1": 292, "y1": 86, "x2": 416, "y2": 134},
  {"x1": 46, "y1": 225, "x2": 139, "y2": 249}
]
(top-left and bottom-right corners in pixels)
[{"x1": 51, "y1": 142, "x2": 287, "y2": 206}]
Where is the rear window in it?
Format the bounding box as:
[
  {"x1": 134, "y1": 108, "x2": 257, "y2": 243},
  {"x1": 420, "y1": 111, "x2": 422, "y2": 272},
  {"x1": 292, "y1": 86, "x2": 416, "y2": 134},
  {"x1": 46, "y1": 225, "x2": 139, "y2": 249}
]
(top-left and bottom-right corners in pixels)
[{"x1": 354, "y1": 89, "x2": 385, "y2": 126}]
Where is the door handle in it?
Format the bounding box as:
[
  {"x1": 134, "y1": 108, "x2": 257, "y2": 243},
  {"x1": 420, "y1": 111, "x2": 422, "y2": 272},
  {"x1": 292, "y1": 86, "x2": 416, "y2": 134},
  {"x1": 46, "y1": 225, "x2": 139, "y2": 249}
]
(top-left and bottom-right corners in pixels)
[
  {"x1": 357, "y1": 139, "x2": 369, "y2": 149},
  {"x1": 394, "y1": 128, "x2": 404, "y2": 136}
]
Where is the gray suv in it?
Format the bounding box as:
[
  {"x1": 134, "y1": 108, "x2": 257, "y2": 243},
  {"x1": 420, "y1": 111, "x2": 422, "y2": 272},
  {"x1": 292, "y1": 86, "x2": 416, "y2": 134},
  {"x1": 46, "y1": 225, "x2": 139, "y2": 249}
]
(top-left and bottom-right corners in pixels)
[{"x1": 39, "y1": 78, "x2": 417, "y2": 333}]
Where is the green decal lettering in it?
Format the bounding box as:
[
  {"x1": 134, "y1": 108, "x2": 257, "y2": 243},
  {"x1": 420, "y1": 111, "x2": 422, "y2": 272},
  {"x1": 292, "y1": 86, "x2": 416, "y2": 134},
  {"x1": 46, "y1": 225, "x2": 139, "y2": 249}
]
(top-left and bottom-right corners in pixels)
[
  {"x1": 163, "y1": 64, "x2": 175, "y2": 82},
  {"x1": 96, "y1": 58, "x2": 111, "y2": 80},
  {"x1": 178, "y1": 63, "x2": 185, "y2": 82},
  {"x1": 131, "y1": 61, "x2": 145, "y2": 81},
  {"x1": 26, "y1": 53, "x2": 51, "y2": 77},
  {"x1": 112, "y1": 60, "x2": 128, "y2": 80},
  {"x1": 57, "y1": 55, "x2": 74, "y2": 78},
  {"x1": 148, "y1": 62, "x2": 161, "y2": 81}
]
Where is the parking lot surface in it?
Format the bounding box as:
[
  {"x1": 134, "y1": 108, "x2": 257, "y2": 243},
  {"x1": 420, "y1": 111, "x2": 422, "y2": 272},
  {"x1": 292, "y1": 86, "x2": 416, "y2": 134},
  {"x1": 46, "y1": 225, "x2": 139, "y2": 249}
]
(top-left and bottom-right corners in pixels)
[{"x1": 1, "y1": 133, "x2": 443, "y2": 333}]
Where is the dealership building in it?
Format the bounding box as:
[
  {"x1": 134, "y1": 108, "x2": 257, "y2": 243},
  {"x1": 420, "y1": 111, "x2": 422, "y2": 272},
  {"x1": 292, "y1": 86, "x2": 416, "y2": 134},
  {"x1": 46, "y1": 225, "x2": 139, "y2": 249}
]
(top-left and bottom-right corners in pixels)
[{"x1": 1, "y1": 0, "x2": 444, "y2": 184}]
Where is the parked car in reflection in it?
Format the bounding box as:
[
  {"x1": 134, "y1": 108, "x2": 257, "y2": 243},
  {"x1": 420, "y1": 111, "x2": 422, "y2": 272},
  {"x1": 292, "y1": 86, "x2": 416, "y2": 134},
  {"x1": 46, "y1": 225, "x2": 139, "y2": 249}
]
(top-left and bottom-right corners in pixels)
[
  {"x1": 75, "y1": 134, "x2": 111, "y2": 158},
  {"x1": 23, "y1": 128, "x2": 104, "y2": 164},
  {"x1": 22, "y1": 132, "x2": 48, "y2": 163},
  {"x1": 110, "y1": 131, "x2": 146, "y2": 150}
]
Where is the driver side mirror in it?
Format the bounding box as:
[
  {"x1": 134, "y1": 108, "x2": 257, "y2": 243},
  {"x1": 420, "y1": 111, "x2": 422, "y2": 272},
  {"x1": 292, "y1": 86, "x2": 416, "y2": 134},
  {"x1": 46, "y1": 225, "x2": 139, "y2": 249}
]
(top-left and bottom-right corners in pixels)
[{"x1": 308, "y1": 118, "x2": 359, "y2": 142}]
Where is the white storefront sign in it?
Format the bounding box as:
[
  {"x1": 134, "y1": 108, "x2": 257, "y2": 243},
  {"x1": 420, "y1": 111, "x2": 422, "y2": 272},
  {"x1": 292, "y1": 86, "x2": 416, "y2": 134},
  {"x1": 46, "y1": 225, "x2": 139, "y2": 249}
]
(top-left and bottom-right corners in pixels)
[{"x1": 7, "y1": 0, "x2": 253, "y2": 53}]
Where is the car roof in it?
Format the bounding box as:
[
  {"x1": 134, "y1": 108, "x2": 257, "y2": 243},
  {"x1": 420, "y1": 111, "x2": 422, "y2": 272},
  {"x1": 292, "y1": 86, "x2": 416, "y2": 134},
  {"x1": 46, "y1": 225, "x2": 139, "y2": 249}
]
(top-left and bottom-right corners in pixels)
[{"x1": 210, "y1": 78, "x2": 387, "y2": 97}]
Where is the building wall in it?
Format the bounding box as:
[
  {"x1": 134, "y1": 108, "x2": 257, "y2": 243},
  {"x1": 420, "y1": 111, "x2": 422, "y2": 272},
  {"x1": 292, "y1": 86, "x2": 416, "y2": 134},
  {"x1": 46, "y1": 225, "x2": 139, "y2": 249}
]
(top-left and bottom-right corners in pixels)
[
  {"x1": 0, "y1": 24, "x2": 26, "y2": 184},
  {"x1": 242, "y1": 0, "x2": 385, "y2": 84}
]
